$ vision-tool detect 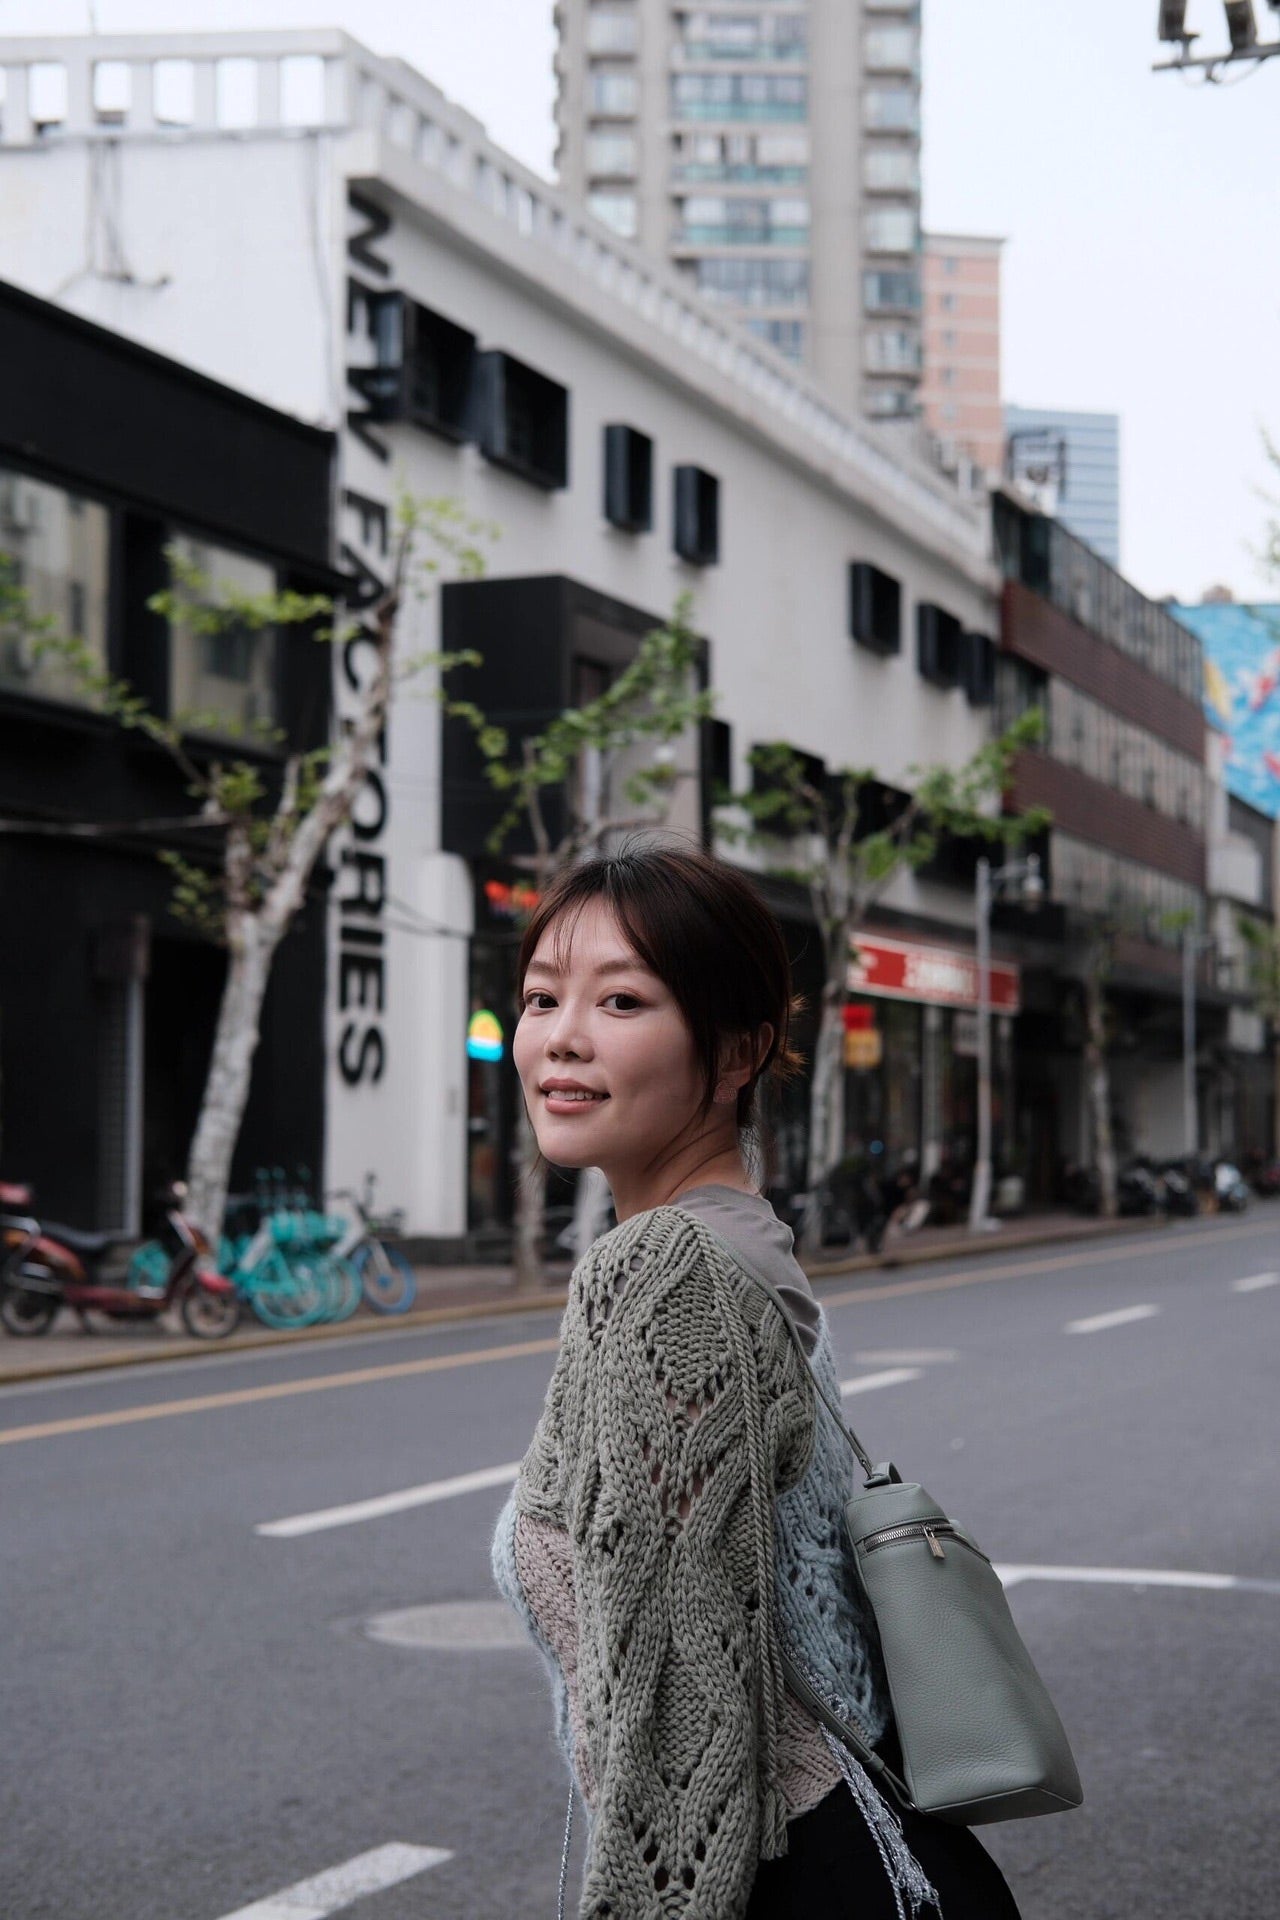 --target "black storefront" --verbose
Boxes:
[0,280,335,1230]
